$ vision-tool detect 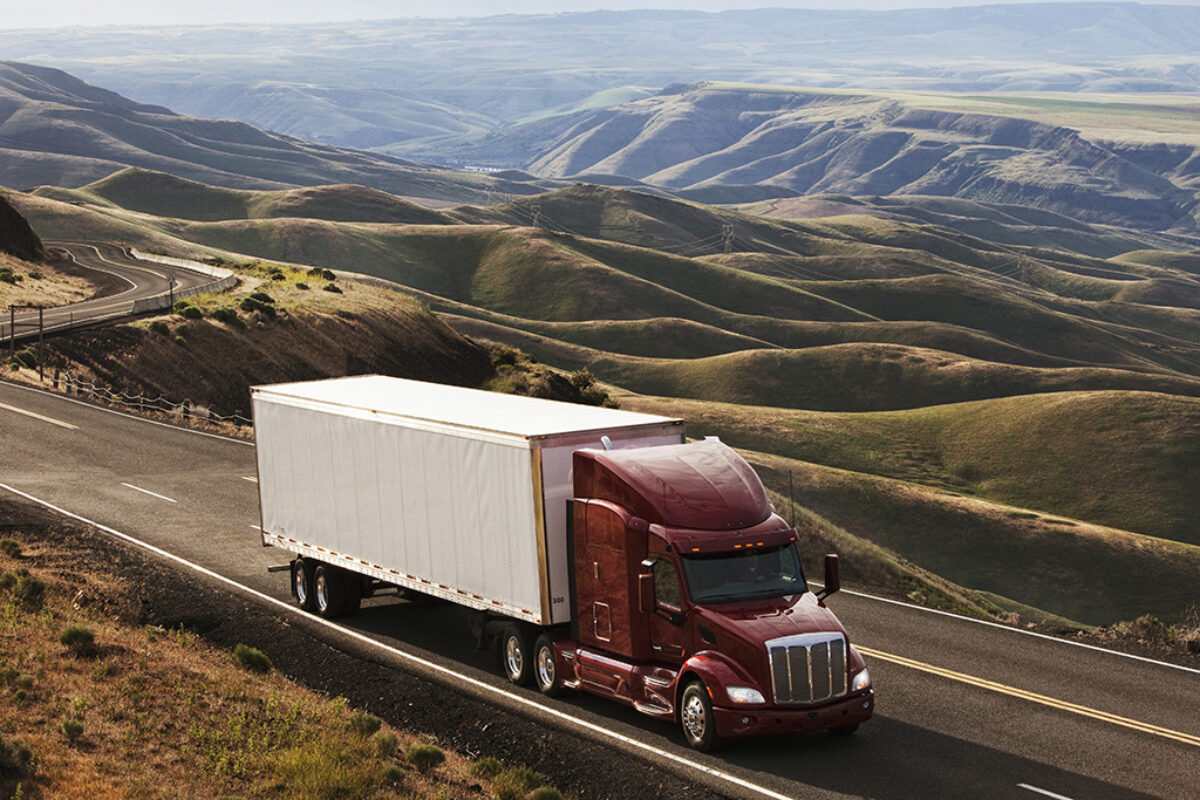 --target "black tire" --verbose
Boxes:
[314,563,346,619]
[534,634,565,696]
[342,574,363,617]
[501,623,535,686]
[292,559,316,612]
[680,680,720,752]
